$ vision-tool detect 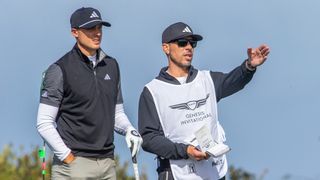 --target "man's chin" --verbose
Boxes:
[91,45,100,50]
[91,42,101,48]
[181,62,191,68]
[184,60,192,67]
